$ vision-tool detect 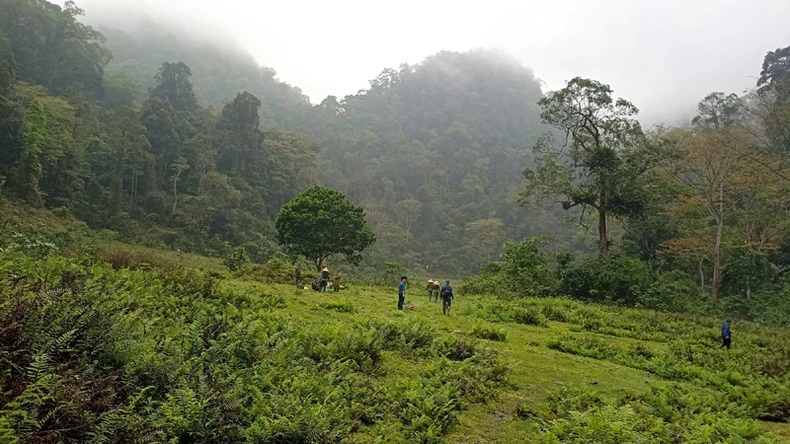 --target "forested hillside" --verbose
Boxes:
[2,0,790,322]
[296,50,585,276]
[97,23,313,129]
[97,18,583,276]
[0,0,585,277]
[0,0,318,263]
